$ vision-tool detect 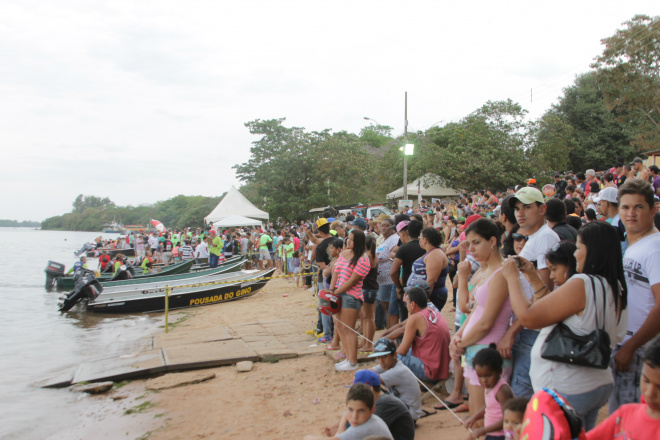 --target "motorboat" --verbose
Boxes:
[51,259,195,290]
[58,267,276,314]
